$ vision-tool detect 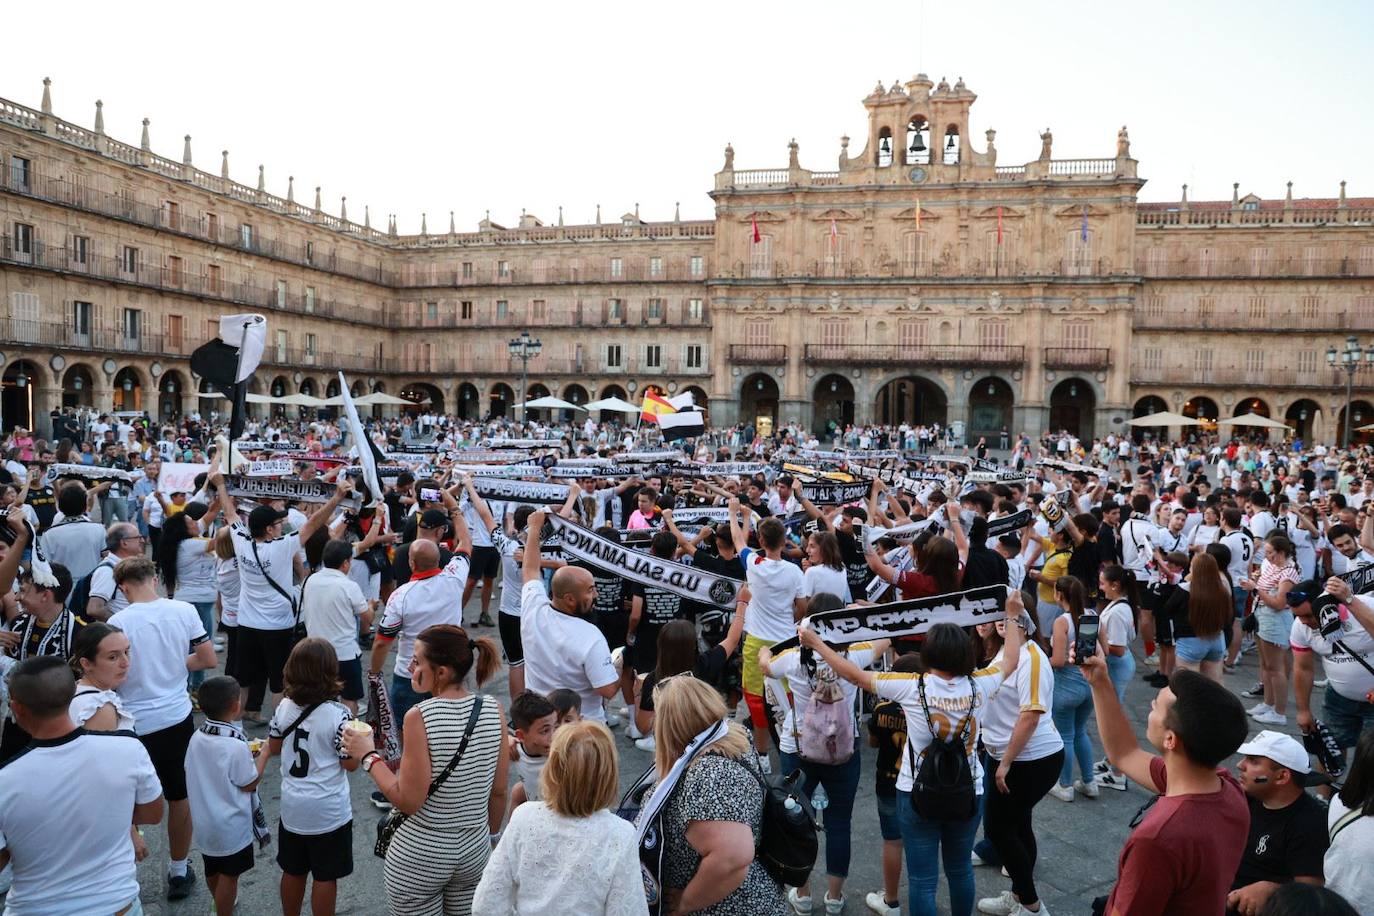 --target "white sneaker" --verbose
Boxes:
[757,753,773,776]
[626,718,644,740]
[1095,772,1129,792]
[788,887,813,915]
[1074,778,1100,799]
[864,892,899,916]
[634,735,656,753]
[604,712,621,728]
[1248,702,1272,719]
[1314,678,1329,688]
[823,893,845,916]
[978,891,1017,915]
[1048,783,1075,802]
[617,704,631,718]
[1143,653,1159,667]
[1253,709,1288,726]
[1093,756,1111,774]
